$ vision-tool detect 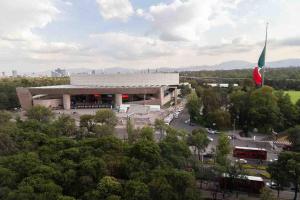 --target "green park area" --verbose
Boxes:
[285,90,300,104]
